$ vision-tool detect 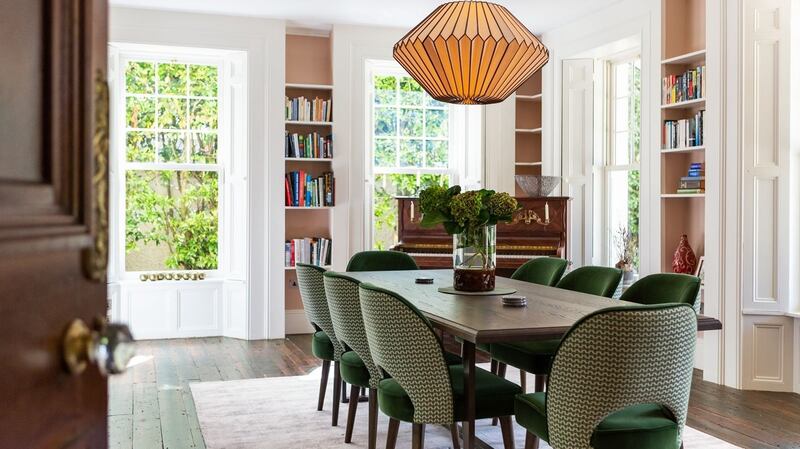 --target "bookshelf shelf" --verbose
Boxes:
[661,98,705,109]
[285,120,333,126]
[516,94,542,101]
[661,193,706,198]
[661,146,705,154]
[515,128,542,134]
[285,206,333,210]
[515,162,542,166]
[661,49,706,65]
[513,72,543,196]
[285,157,333,162]
[285,265,331,271]
[285,83,333,90]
